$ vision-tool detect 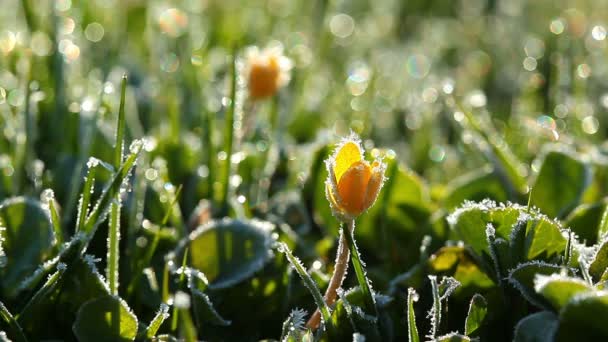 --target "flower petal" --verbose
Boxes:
[333,141,363,183]
[363,164,385,211]
[337,161,372,216]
